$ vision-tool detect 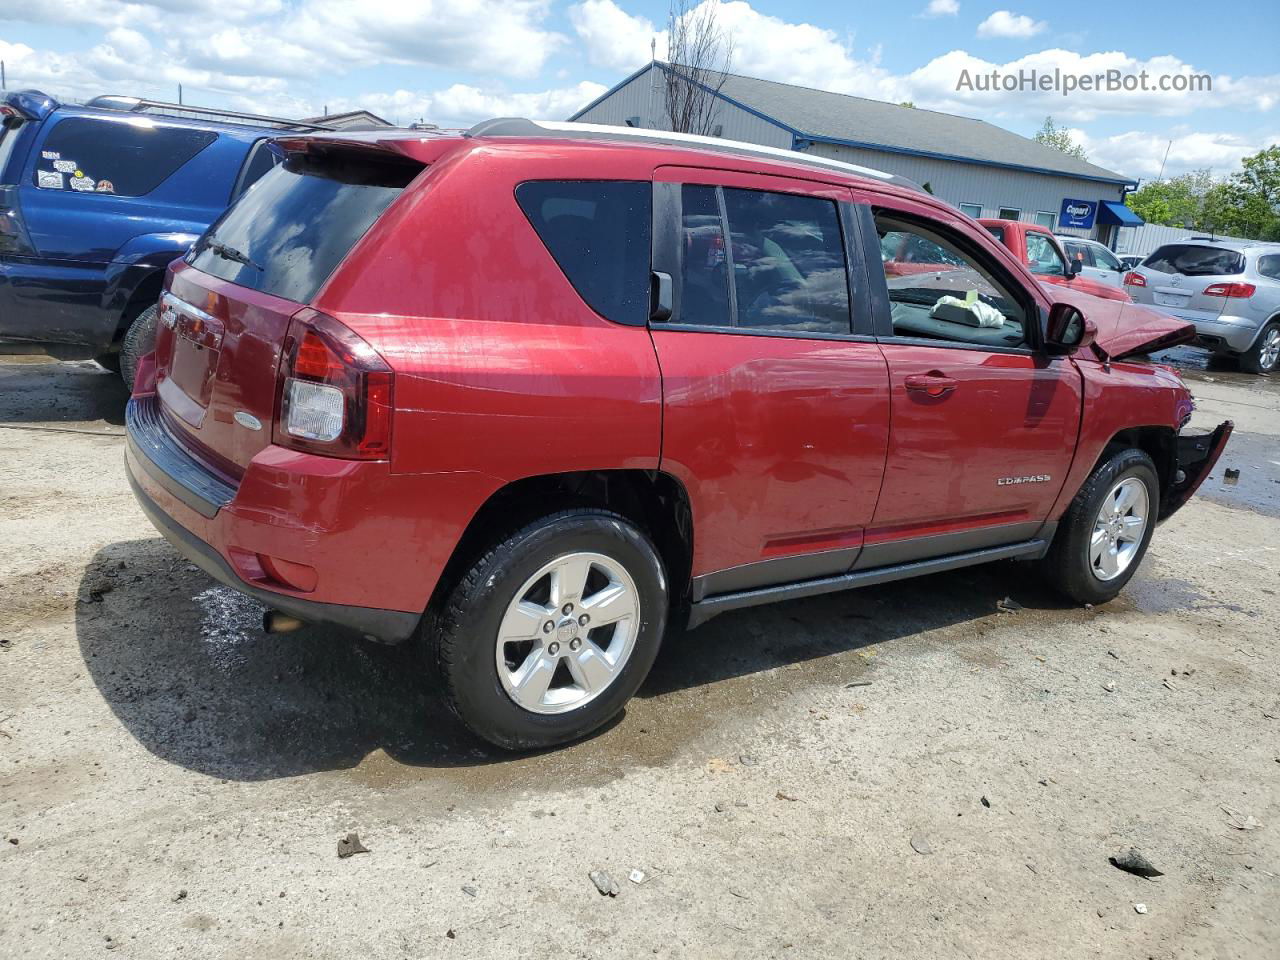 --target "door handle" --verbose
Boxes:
[904,372,958,397]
